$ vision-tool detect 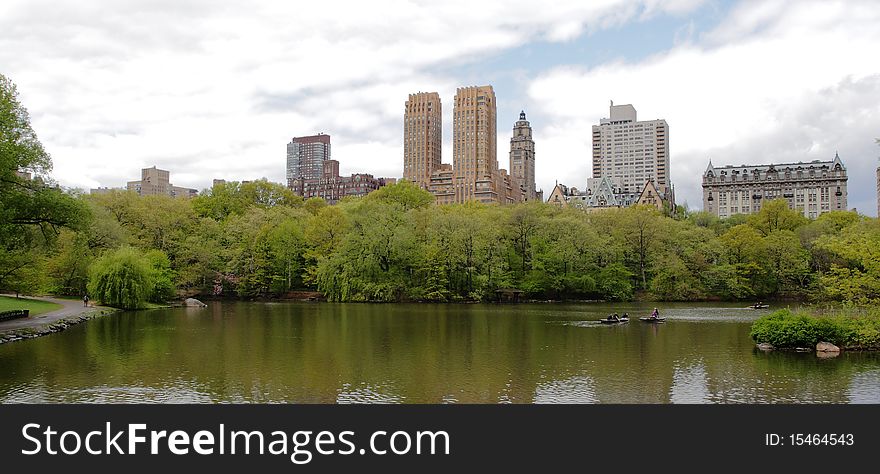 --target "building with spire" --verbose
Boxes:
[701,153,848,219]
[509,111,541,201]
